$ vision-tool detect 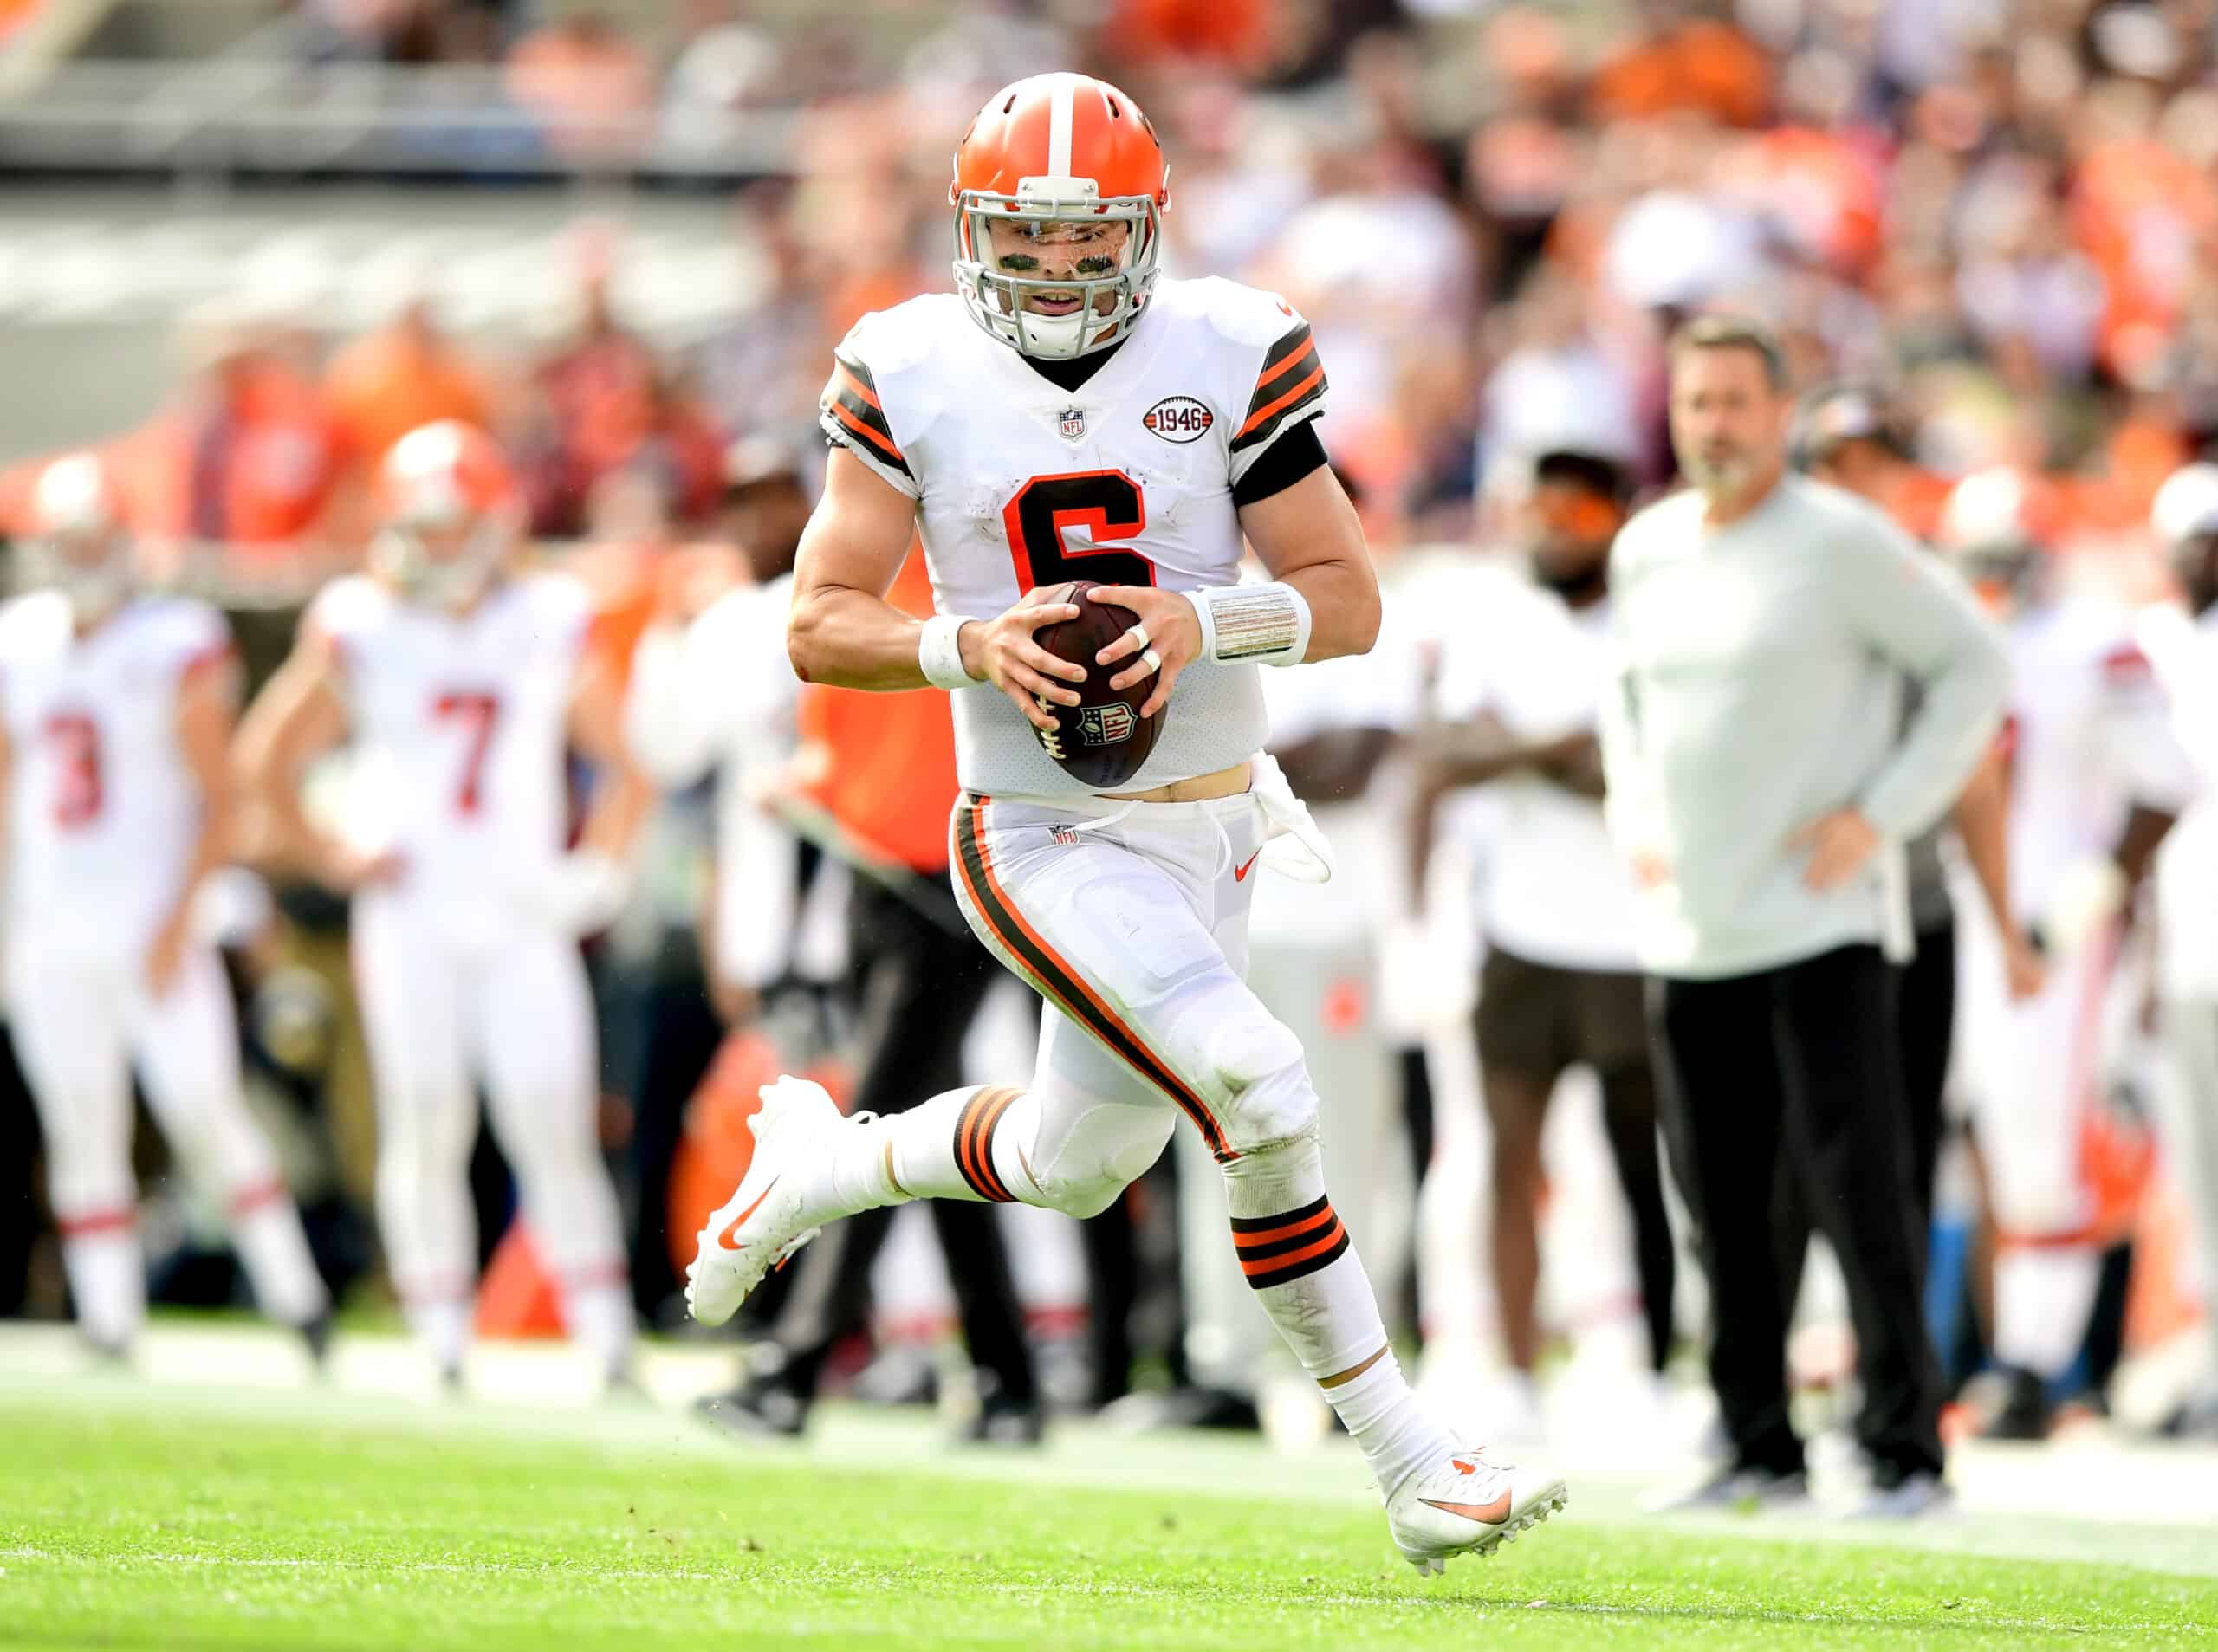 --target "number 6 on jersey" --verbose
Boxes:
[1003,470,1152,593]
